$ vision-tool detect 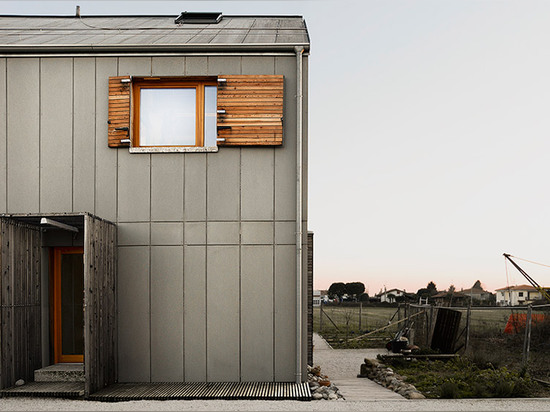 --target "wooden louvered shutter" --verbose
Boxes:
[217,75,283,146]
[108,76,131,147]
